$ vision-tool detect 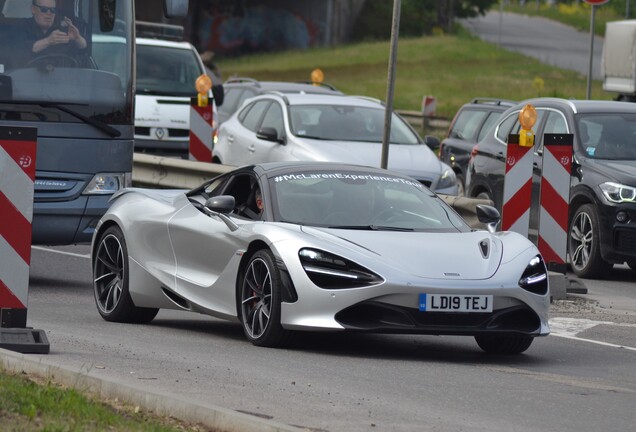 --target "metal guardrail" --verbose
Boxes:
[132,153,232,189]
